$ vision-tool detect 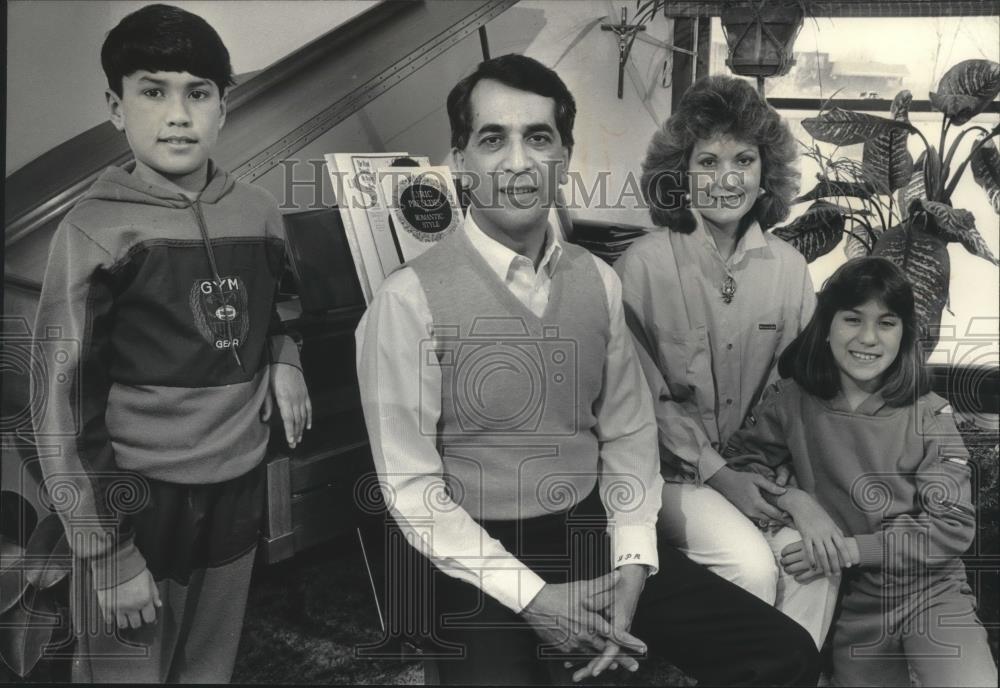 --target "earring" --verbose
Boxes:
[758,188,767,197]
